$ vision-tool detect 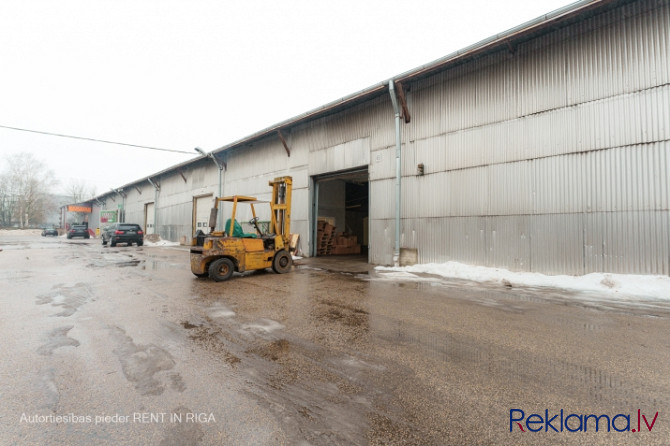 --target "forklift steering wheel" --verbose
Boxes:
[249,217,262,235]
